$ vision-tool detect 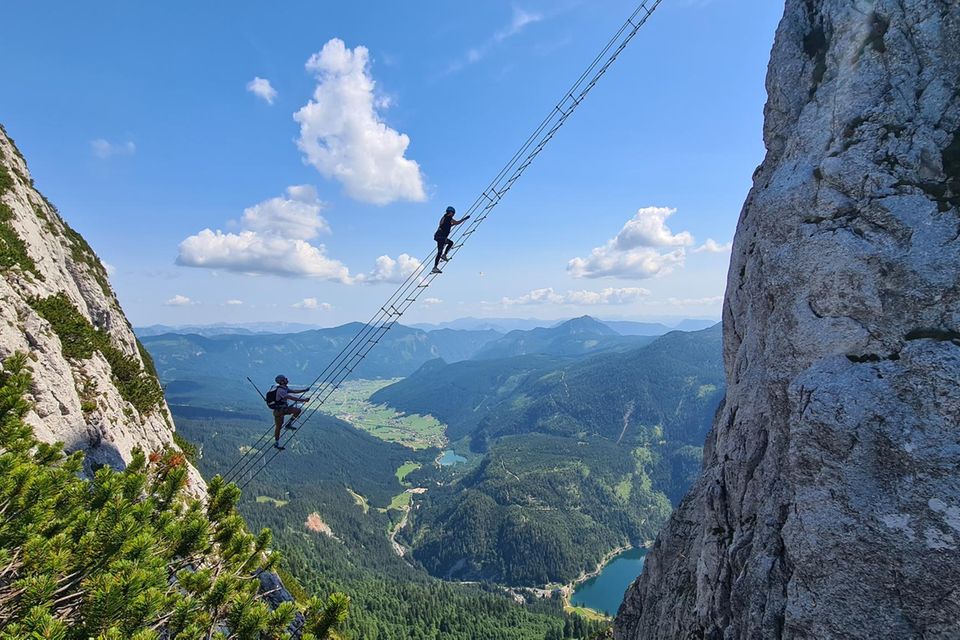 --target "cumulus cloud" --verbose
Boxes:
[241,185,329,240]
[568,207,694,280]
[165,294,193,306]
[693,239,732,253]
[293,297,332,311]
[225,299,244,306]
[91,139,135,159]
[422,297,443,306]
[355,253,422,284]
[177,186,353,281]
[501,287,649,306]
[177,185,419,283]
[177,230,351,280]
[246,77,277,104]
[294,39,426,205]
